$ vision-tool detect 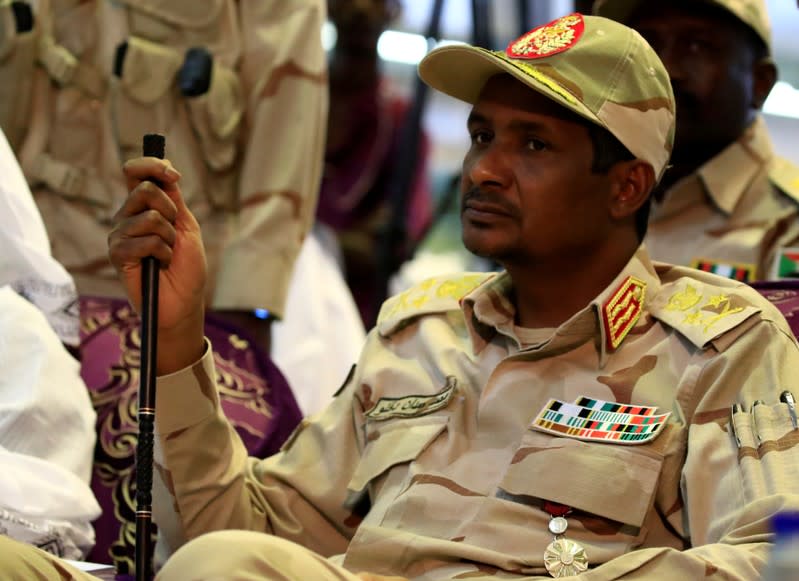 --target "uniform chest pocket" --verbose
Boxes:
[499,435,665,529]
[348,416,448,493]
